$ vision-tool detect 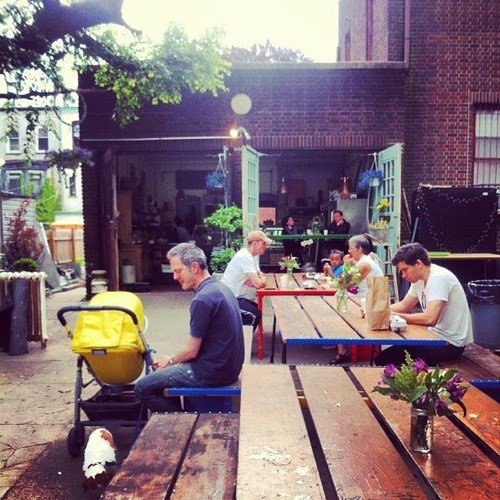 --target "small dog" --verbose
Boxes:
[82,428,117,491]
